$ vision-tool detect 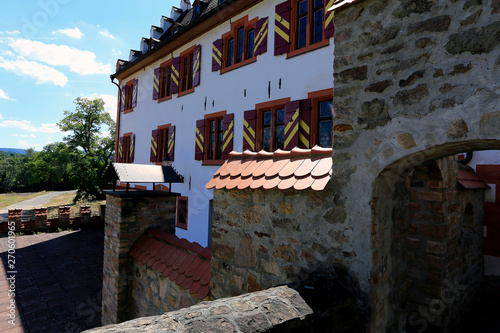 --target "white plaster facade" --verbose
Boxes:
[114,0,334,246]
